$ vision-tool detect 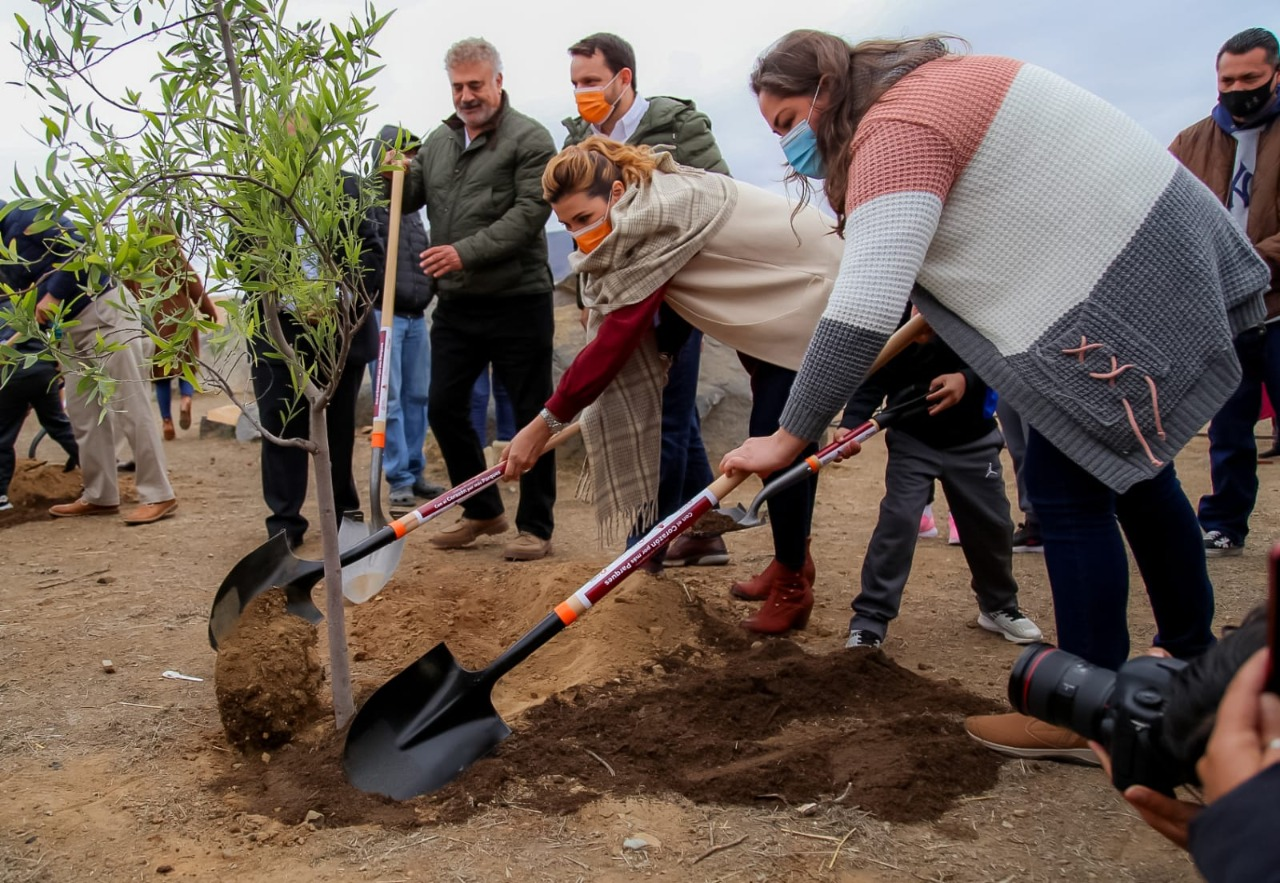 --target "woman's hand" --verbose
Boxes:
[926,372,966,415]
[1197,649,1280,804]
[830,426,863,462]
[721,429,808,478]
[503,417,553,482]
